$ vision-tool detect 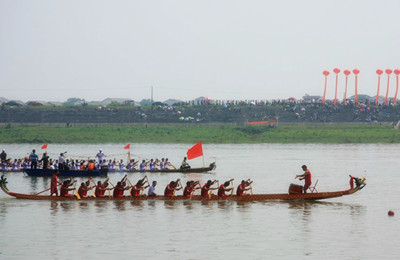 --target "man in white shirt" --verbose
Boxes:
[96,149,105,163]
[148,181,157,196]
